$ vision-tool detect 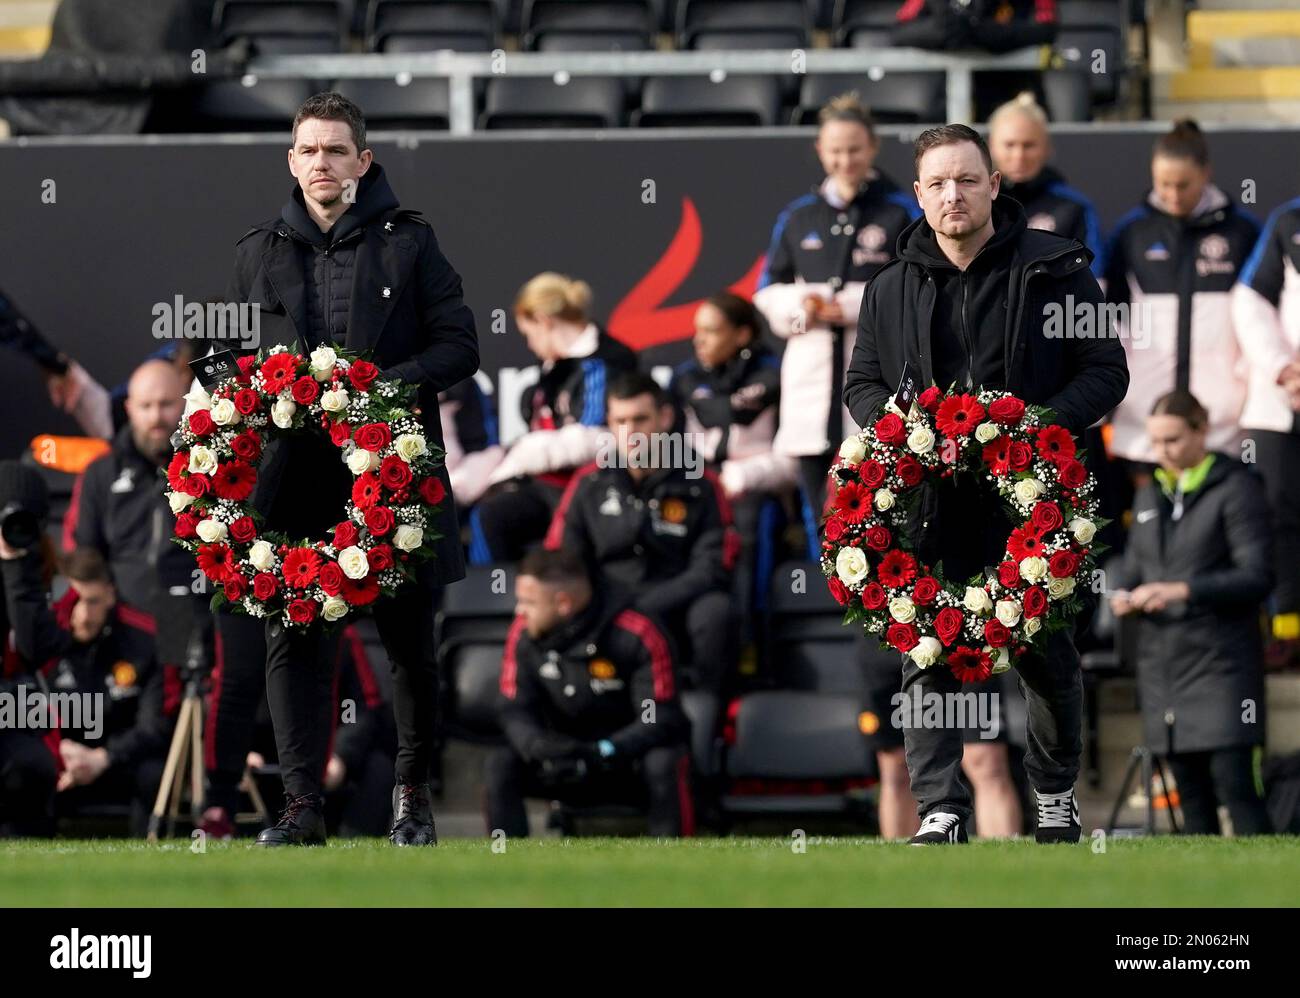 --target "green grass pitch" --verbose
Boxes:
[3,836,1299,906]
